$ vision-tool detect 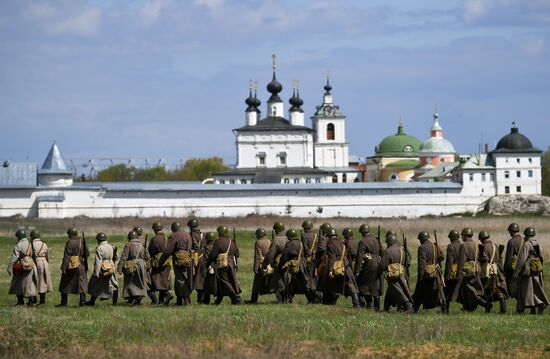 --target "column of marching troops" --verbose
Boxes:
[5,219,548,314]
